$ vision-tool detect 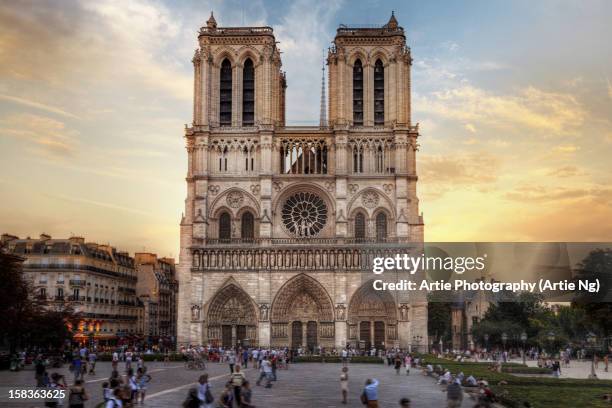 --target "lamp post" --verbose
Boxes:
[587,332,598,380]
[521,332,527,365]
